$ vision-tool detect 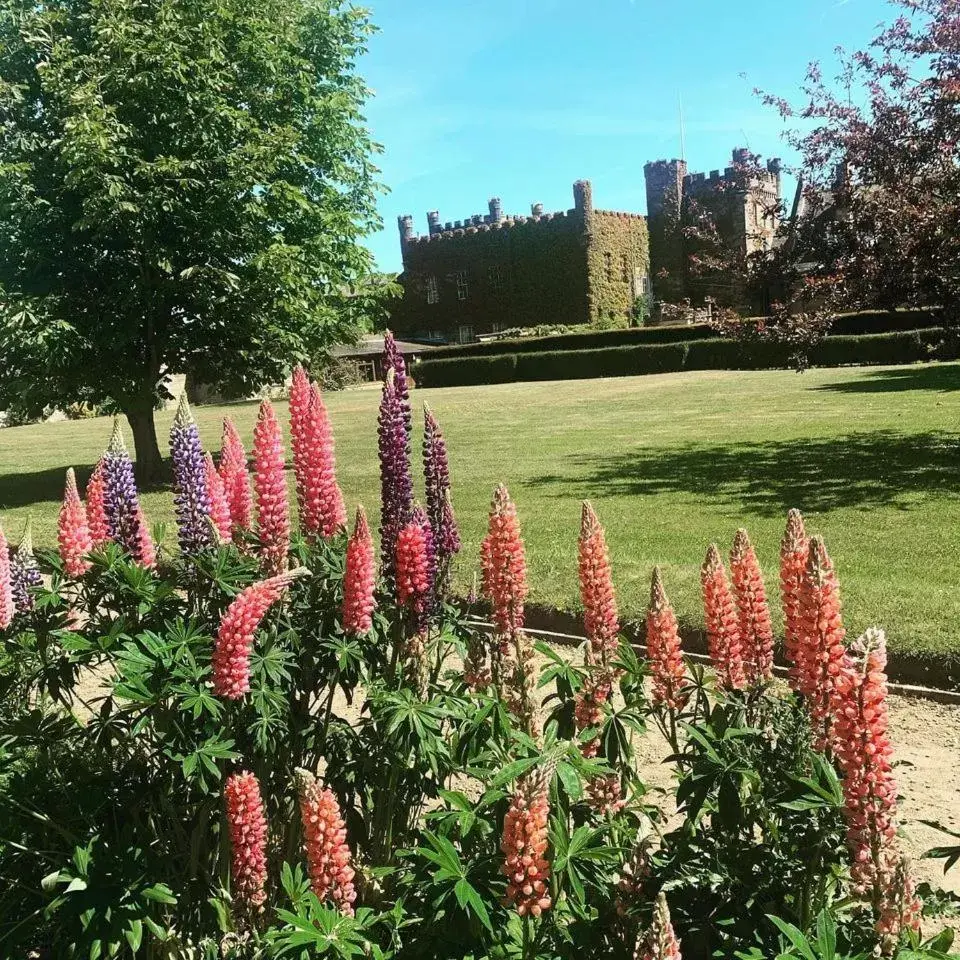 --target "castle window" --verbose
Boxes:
[458,324,474,344]
[456,270,469,301]
[426,275,439,304]
[604,252,613,282]
[488,265,504,292]
[621,254,630,282]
